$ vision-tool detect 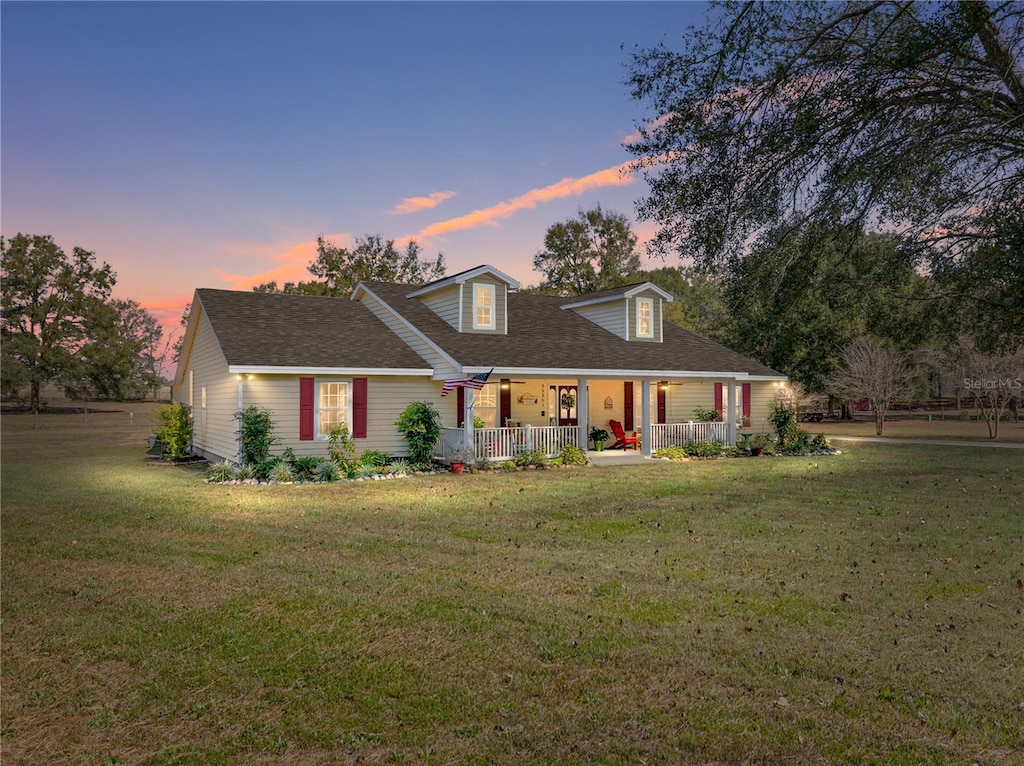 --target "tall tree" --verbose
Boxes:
[307,235,445,296]
[532,205,643,295]
[79,299,165,399]
[640,265,732,342]
[1,233,115,410]
[251,237,445,297]
[724,227,940,392]
[827,337,916,435]
[940,335,1024,438]
[626,1,1023,271]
